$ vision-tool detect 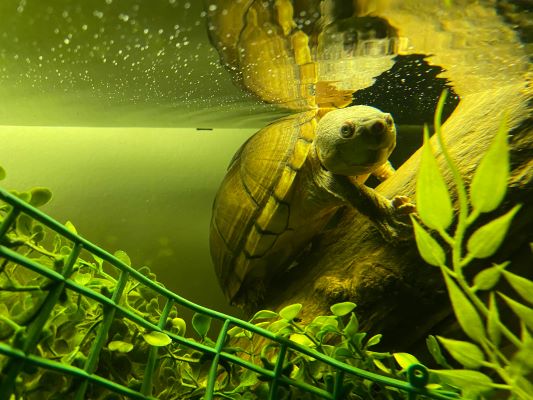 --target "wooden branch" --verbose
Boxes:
[257,82,533,351]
